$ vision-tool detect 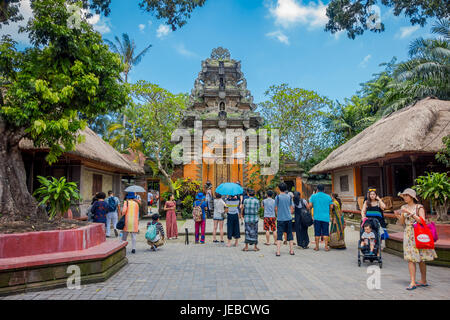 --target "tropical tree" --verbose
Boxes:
[259,84,333,162]
[128,80,188,192]
[1,0,207,30]
[381,19,450,115]
[436,135,450,167]
[0,0,128,221]
[105,103,144,153]
[104,33,152,84]
[324,96,376,143]
[325,0,449,39]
